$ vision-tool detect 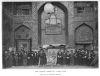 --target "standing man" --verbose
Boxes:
[39,49,44,66]
[62,50,67,65]
[81,49,85,65]
[36,51,40,65]
[18,51,23,66]
[43,50,47,65]
[90,49,98,67]
[8,49,13,68]
[74,50,78,65]
[70,50,74,66]
[66,51,70,65]
[27,51,31,65]
[23,51,27,66]
[57,51,60,65]
[3,51,5,68]
[15,52,18,66]
[82,50,87,66]
[30,51,35,65]
[34,51,38,65]
[77,49,82,65]
[59,51,63,65]
[3,50,8,68]
[11,51,16,66]
[32,51,35,65]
